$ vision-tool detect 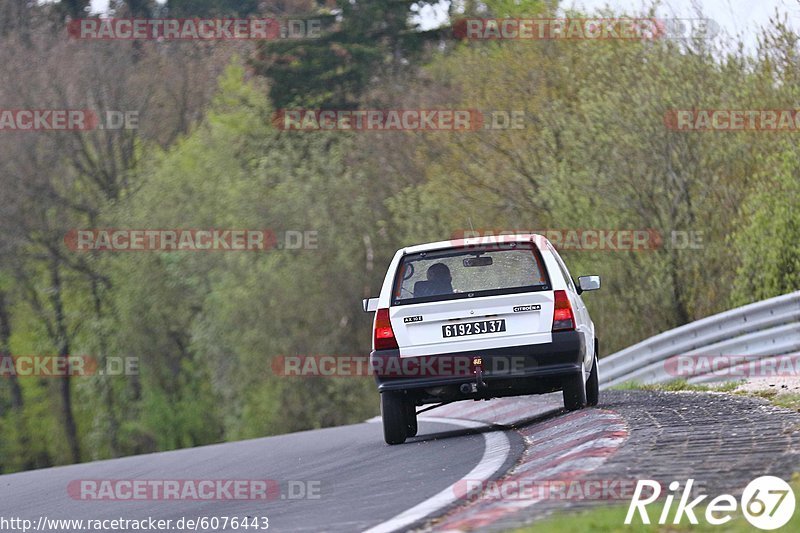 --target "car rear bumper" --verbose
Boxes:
[370,330,587,401]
